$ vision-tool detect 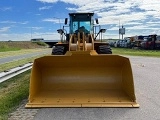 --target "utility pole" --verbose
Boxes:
[119,24,125,40]
[119,20,120,40]
[31,27,32,39]
[122,25,124,40]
